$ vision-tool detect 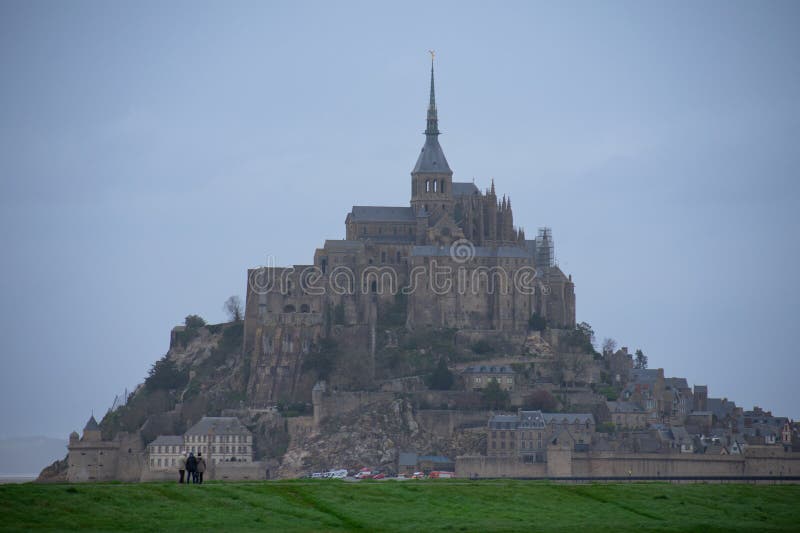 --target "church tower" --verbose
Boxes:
[410,53,454,217]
